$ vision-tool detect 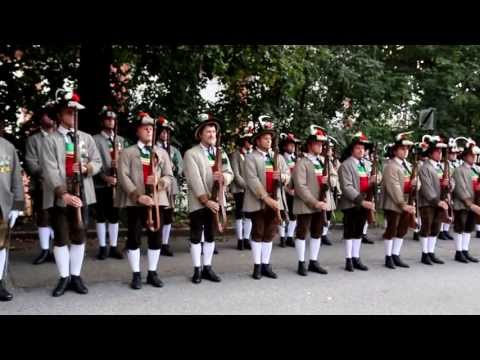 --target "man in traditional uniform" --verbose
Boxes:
[25,105,56,264]
[381,132,416,269]
[292,125,332,276]
[156,116,183,257]
[338,132,377,272]
[0,135,24,301]
[321,136,340,246]
[360,148,375,244]
[116,112,173,289]
[230,122,254,251]
[41,90,102,297]
[93,106,126,260]
[243,116,290,279]
[183,114,233,284]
